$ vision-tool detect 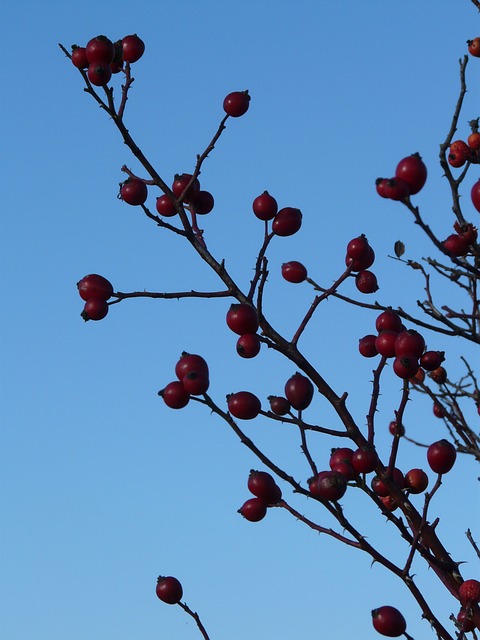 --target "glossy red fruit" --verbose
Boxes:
[433,402,446,418]
[375,309,403,333]
[345,246,375,271]
[182,371,209,395]
[238,497,267,521]
[459,579,480,605]
[191,190,214,215]
[448,150,468,168]
[346,235,370,260]
[375,331,398,358]
[227,391,261,420]
[252,191,278,221]
[281,261,308,283]
[247,470,282,504]
[236,333,261,359]
[382,177,410,201]
[468,37,480,57]
[394,330,425,358]
[71,46,88,69]
[404,468,429,494]
[471,179,480,212]
[81,298,109,321]
[121,34,145,63]
[272,207,302,236]
[171,173,200,204]
[358,334,378,358]
[160,381,190,409]
[175,352,209,380]
[329,447,354,469]
[87,63,112,86]
[156,576,183,604]
[443,233,469,256]
[389,420,405,437]
[468,131,480,150]
[395,153,427,195]
[351,447,378,474]
[371,606,406,637]
[355,270,378,294]
[375,178,389,198]
[226,303,259,335]
[120,179,148,205]
[427,439,456,474]
[420,350,445,371]
[223,91,250,117]
[85,36,115,64]
[371,469,405,497]
[268,396,291,416]
[156,194,177,217]
[284,372,314,411]
[380,495,398,512]
[330,461,356,481]
[393,354,419,379]
[457,608,475,632]
[77,274,114,301]
[316,470,347,501]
